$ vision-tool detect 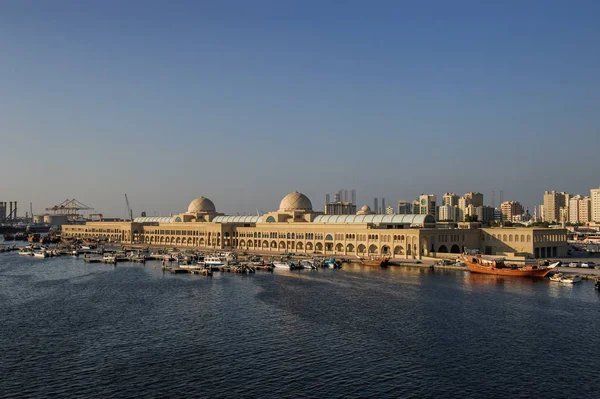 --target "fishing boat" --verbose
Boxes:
[360,256,390,268]
[272,261,290,269]
[32,250,48,258]
[18,249,34,256]
[559,275,582,284]
[204,256,226,267]
[459,253,555,277]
